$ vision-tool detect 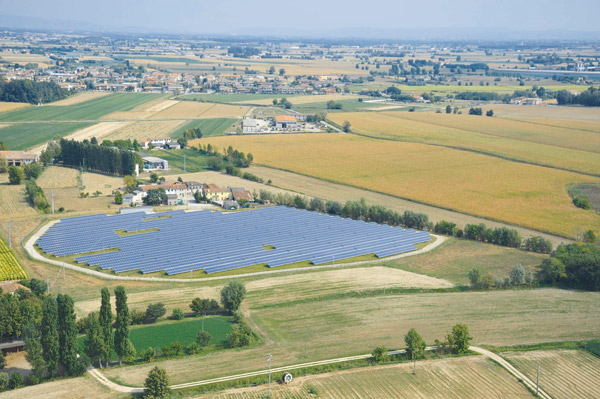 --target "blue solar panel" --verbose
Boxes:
[38,206,431,275]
